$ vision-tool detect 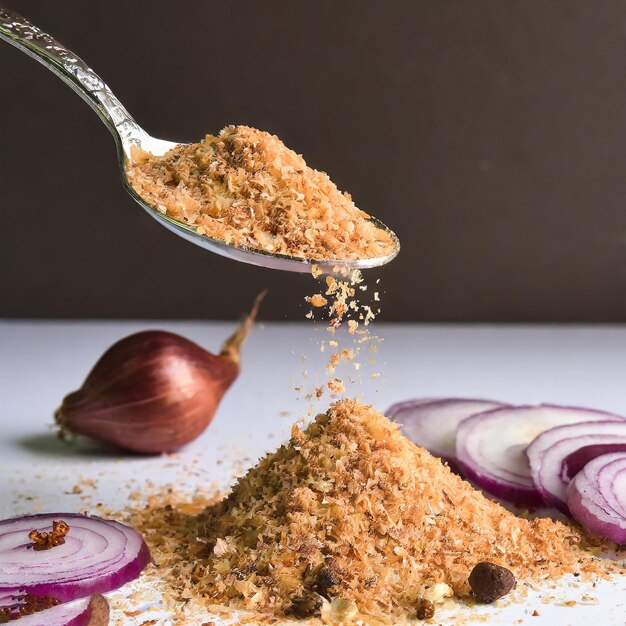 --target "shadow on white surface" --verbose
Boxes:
[14,432,129,459]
